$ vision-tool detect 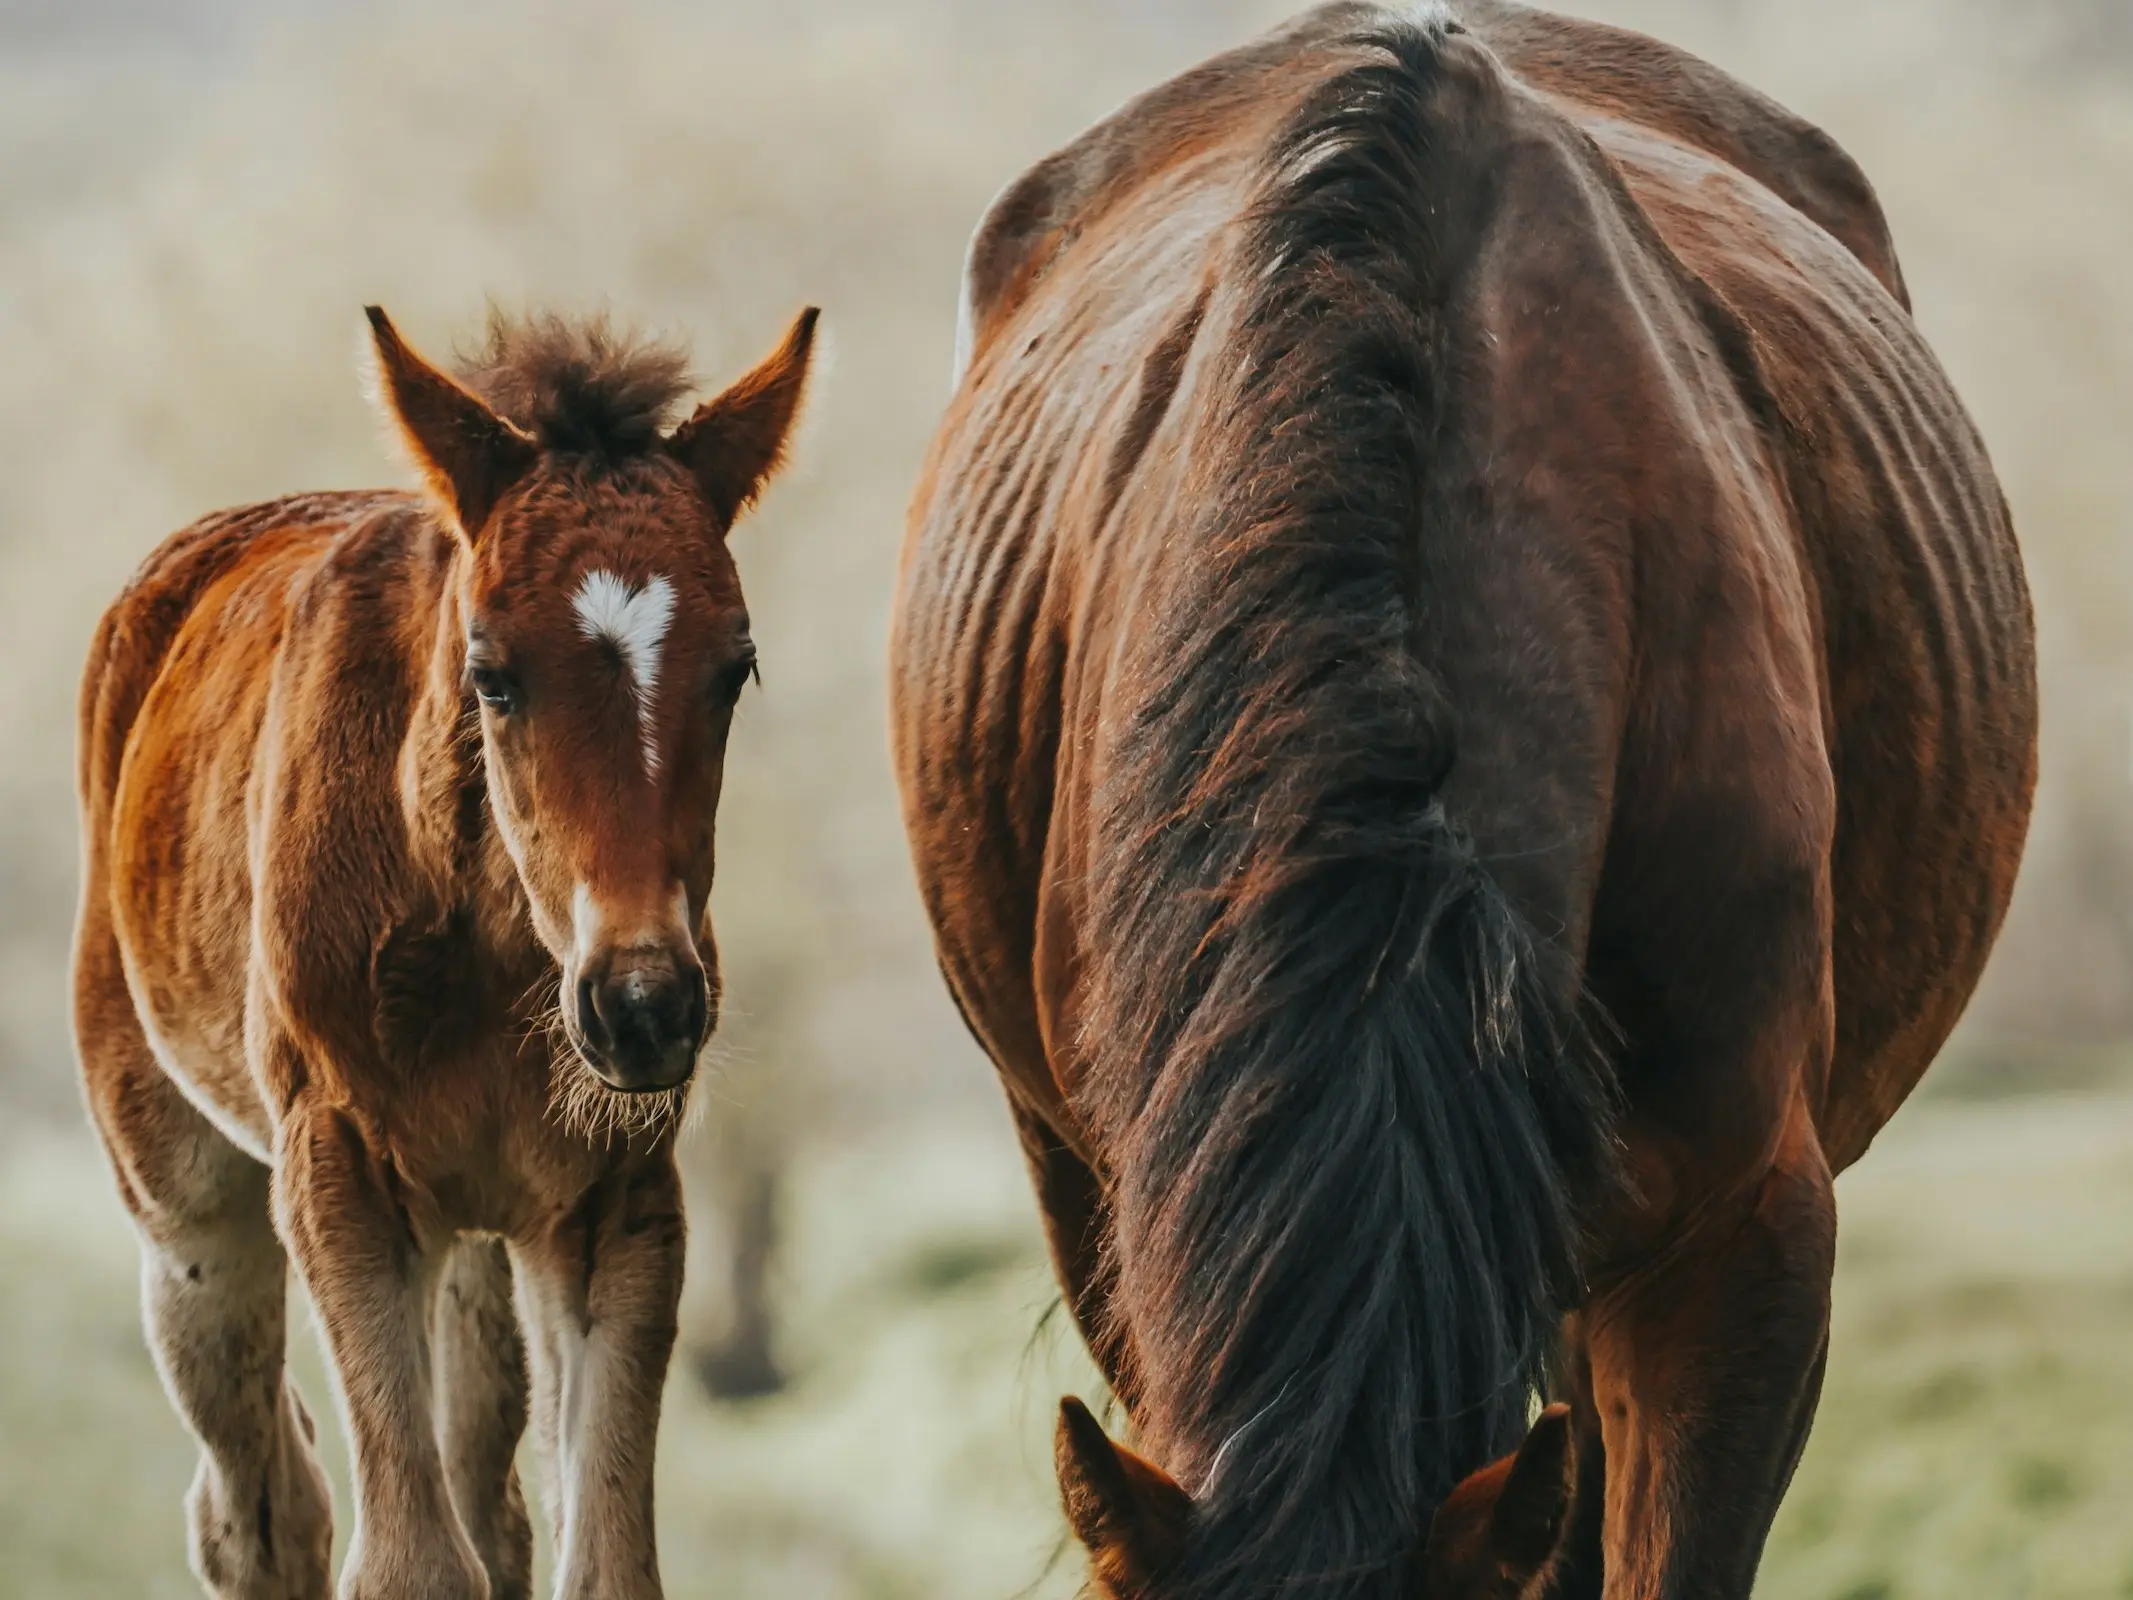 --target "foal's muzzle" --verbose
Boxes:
[570,949,709,1092]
